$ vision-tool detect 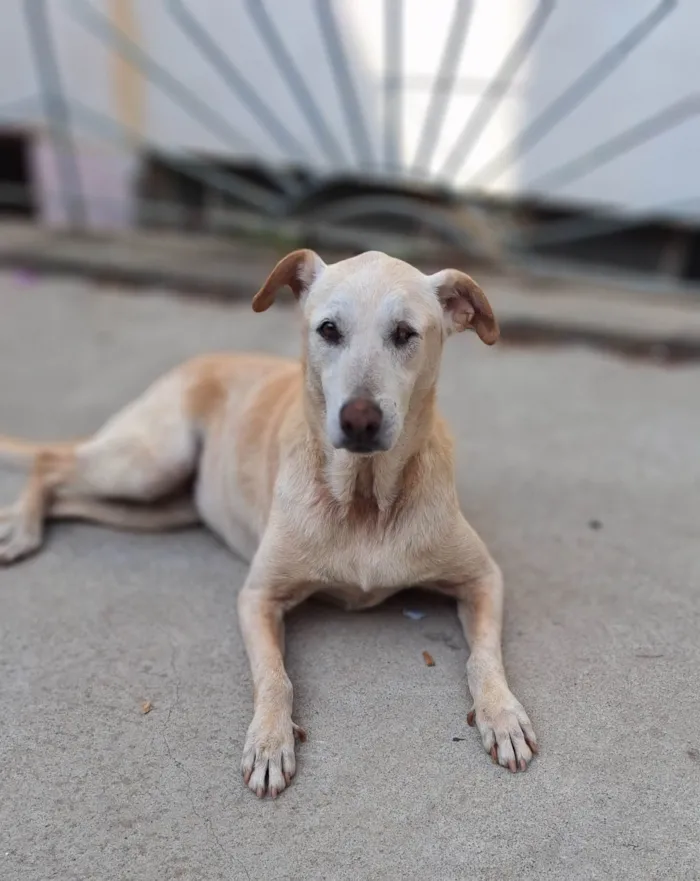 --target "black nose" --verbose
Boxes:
[339,398,383,451]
